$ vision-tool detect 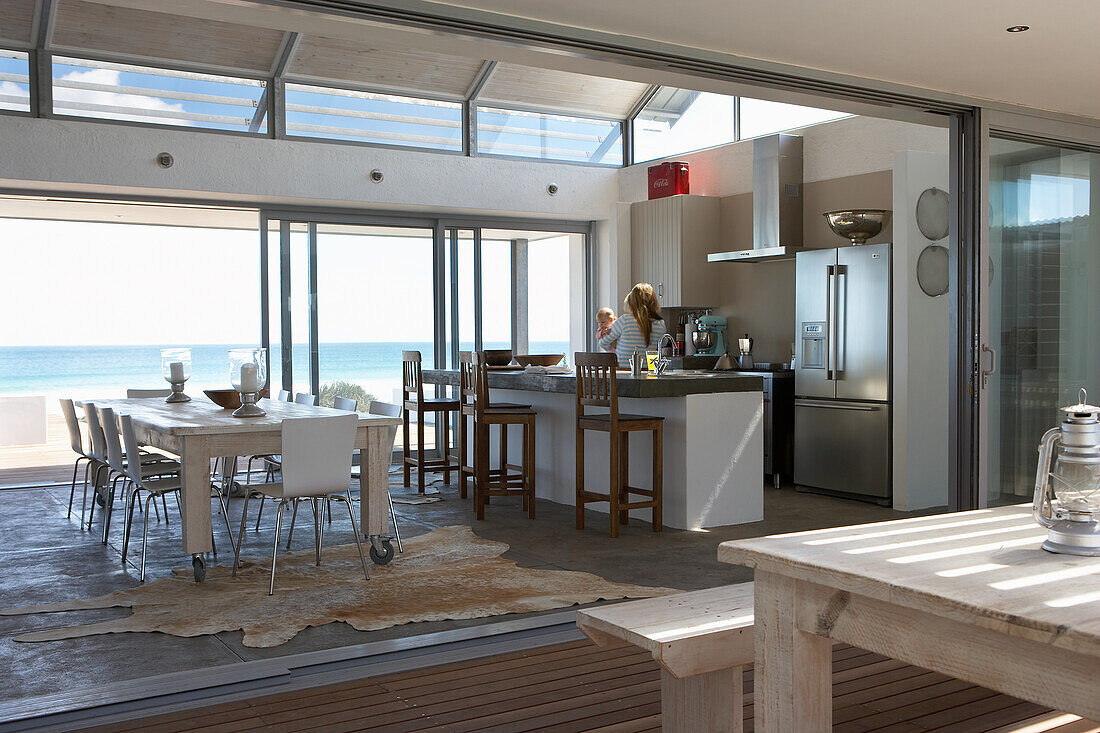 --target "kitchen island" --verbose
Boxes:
[422,369,764,529]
